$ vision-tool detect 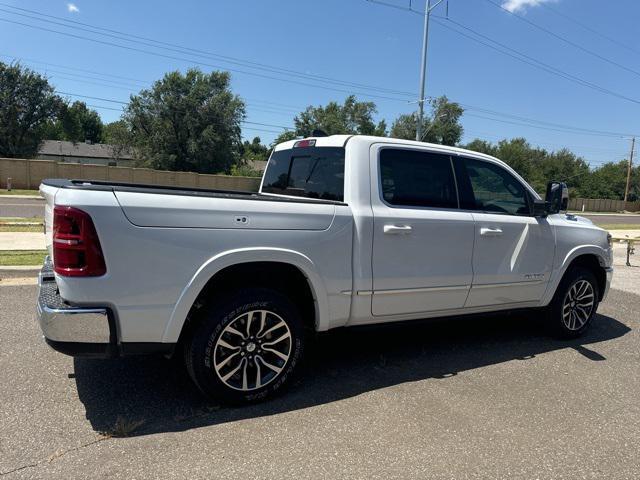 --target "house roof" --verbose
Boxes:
[38,140,133,159]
